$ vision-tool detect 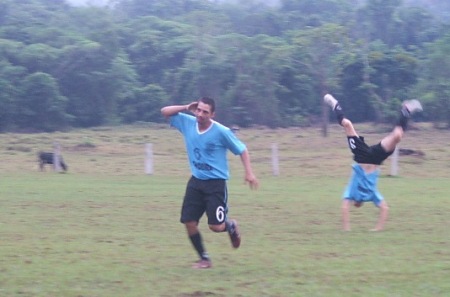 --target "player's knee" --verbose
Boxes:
[341,118,352,128]
[393,127,404,141]
[209,224,224,232]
